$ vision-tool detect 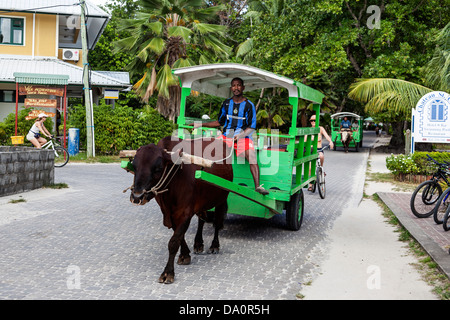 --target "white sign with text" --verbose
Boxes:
[412,91,450,150]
